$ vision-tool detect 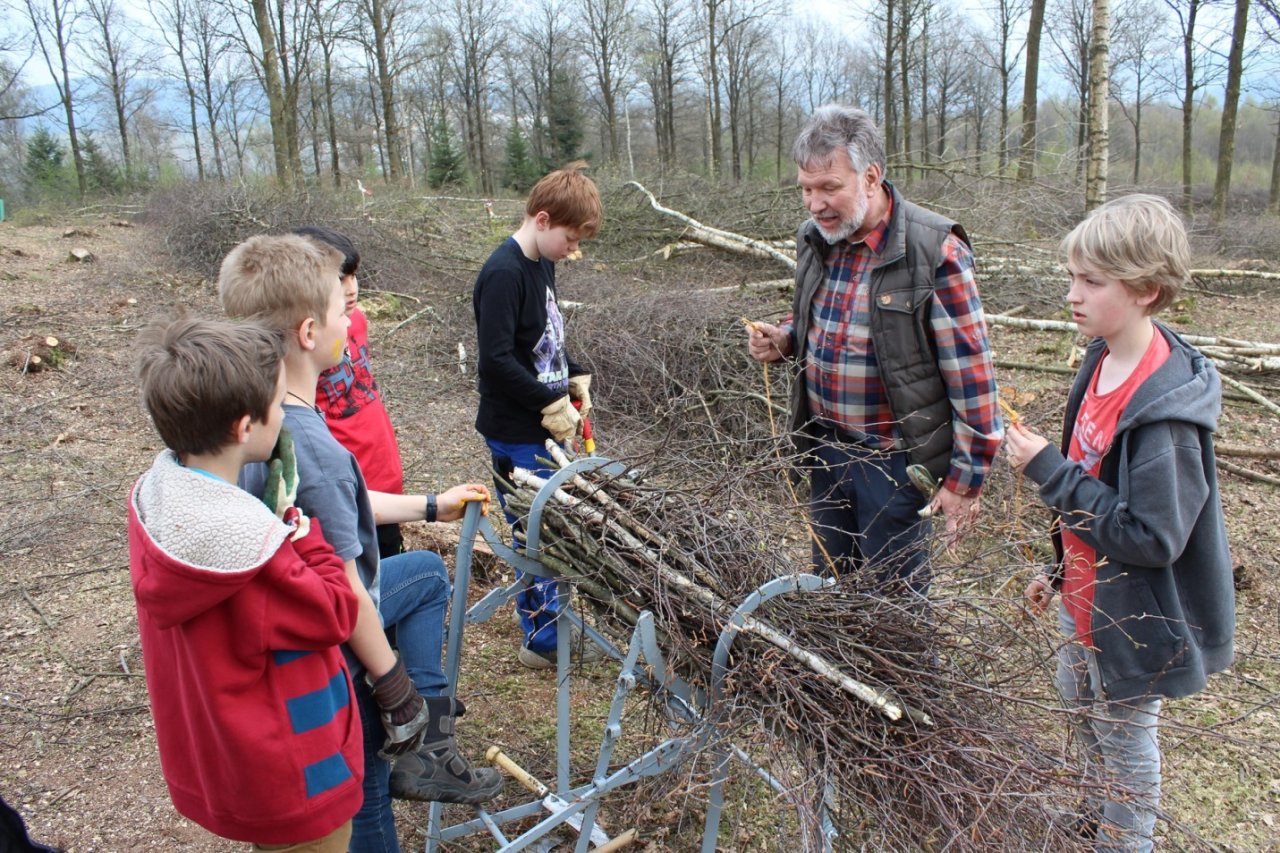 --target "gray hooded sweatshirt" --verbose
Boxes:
[1024,323,1235,702]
